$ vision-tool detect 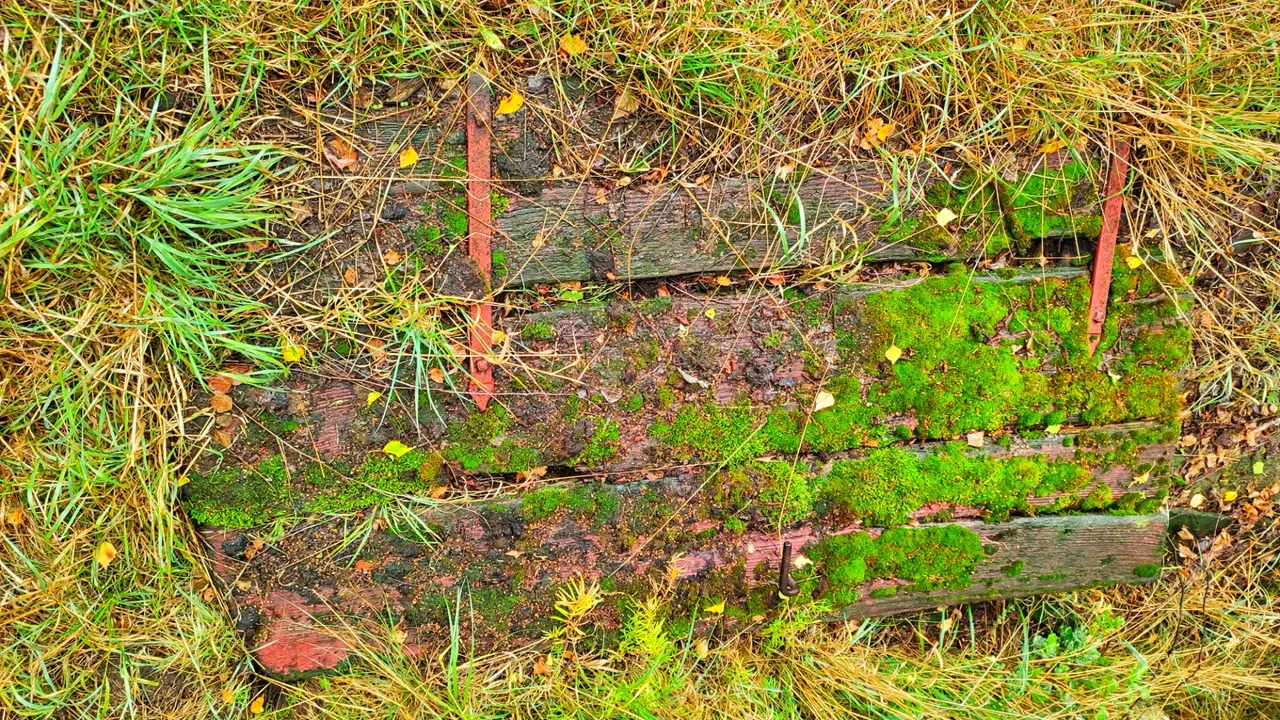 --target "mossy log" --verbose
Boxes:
[353,117,1102,285]
[202,476,1167,679]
